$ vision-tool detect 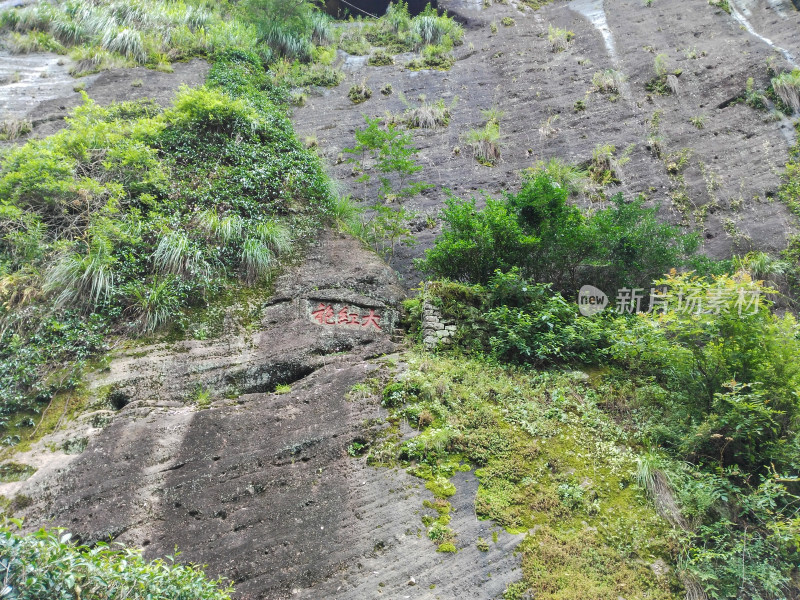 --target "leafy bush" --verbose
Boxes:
[484,270,604,365]
[419,195,535,284]
[400,95,454,128]
[419,172,698,292]
[348,78,372,104]
[344,115,429,201]
[0,522,232,599]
